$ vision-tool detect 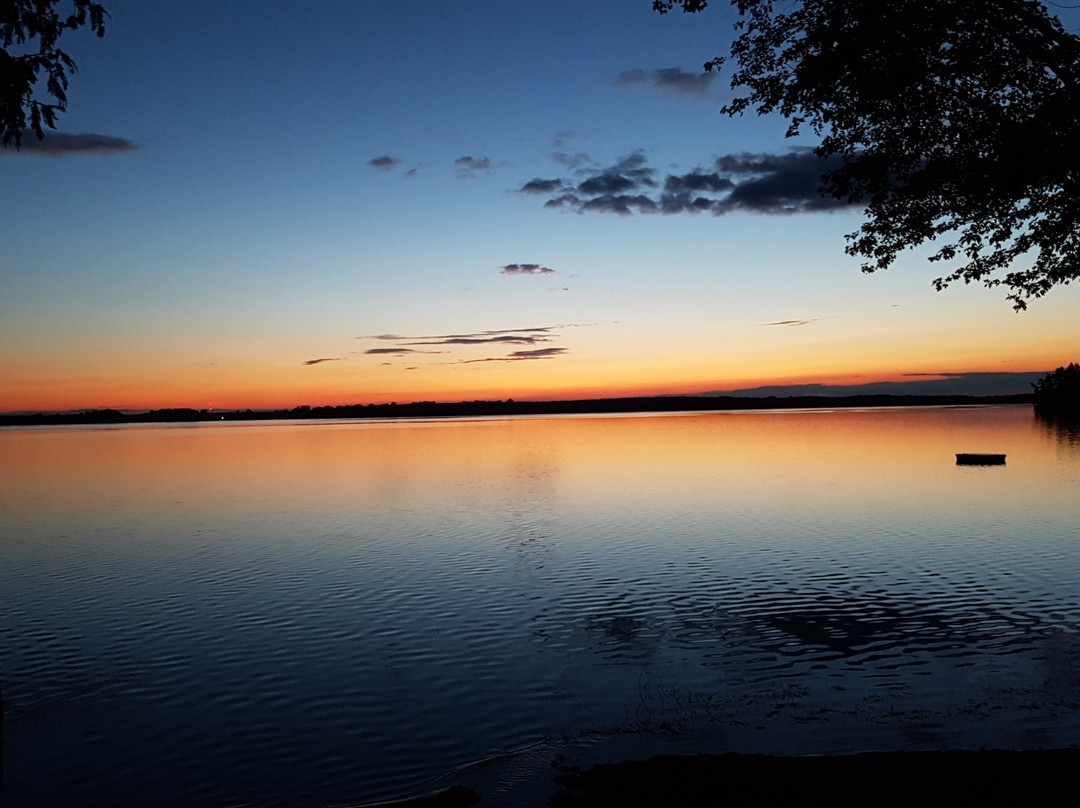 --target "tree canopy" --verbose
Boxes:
[1,0,106,147]
[655,1,1080,309]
